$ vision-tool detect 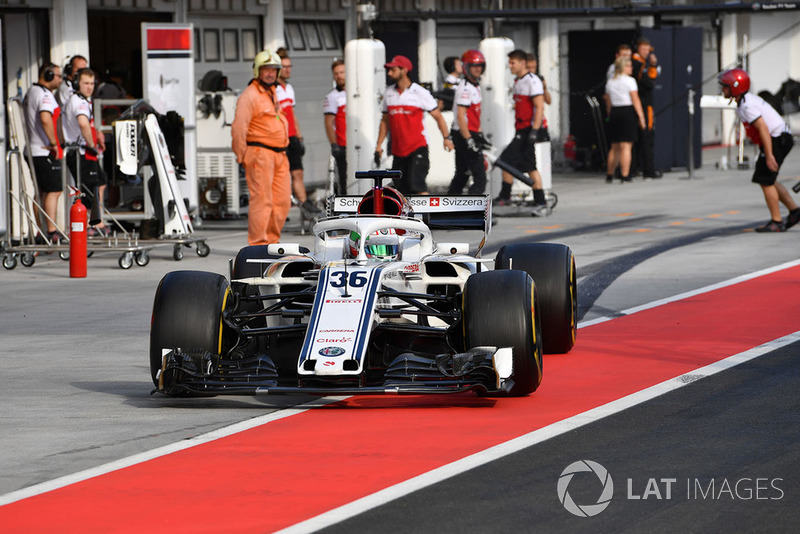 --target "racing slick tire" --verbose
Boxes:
[495,243,576,354]
[149,271,230,387]
[463,270,543,396]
